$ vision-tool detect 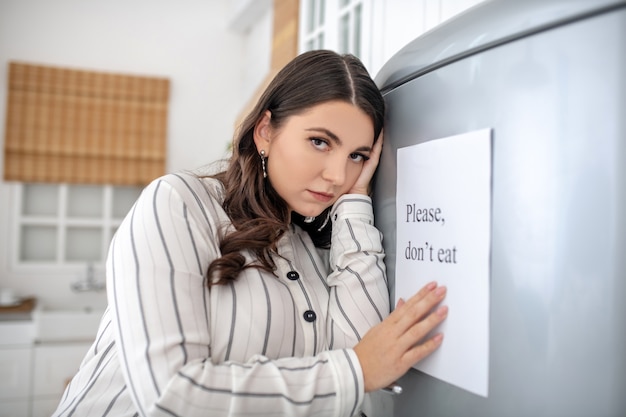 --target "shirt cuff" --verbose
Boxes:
[330,194,374,224]
[327,348,365,417]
